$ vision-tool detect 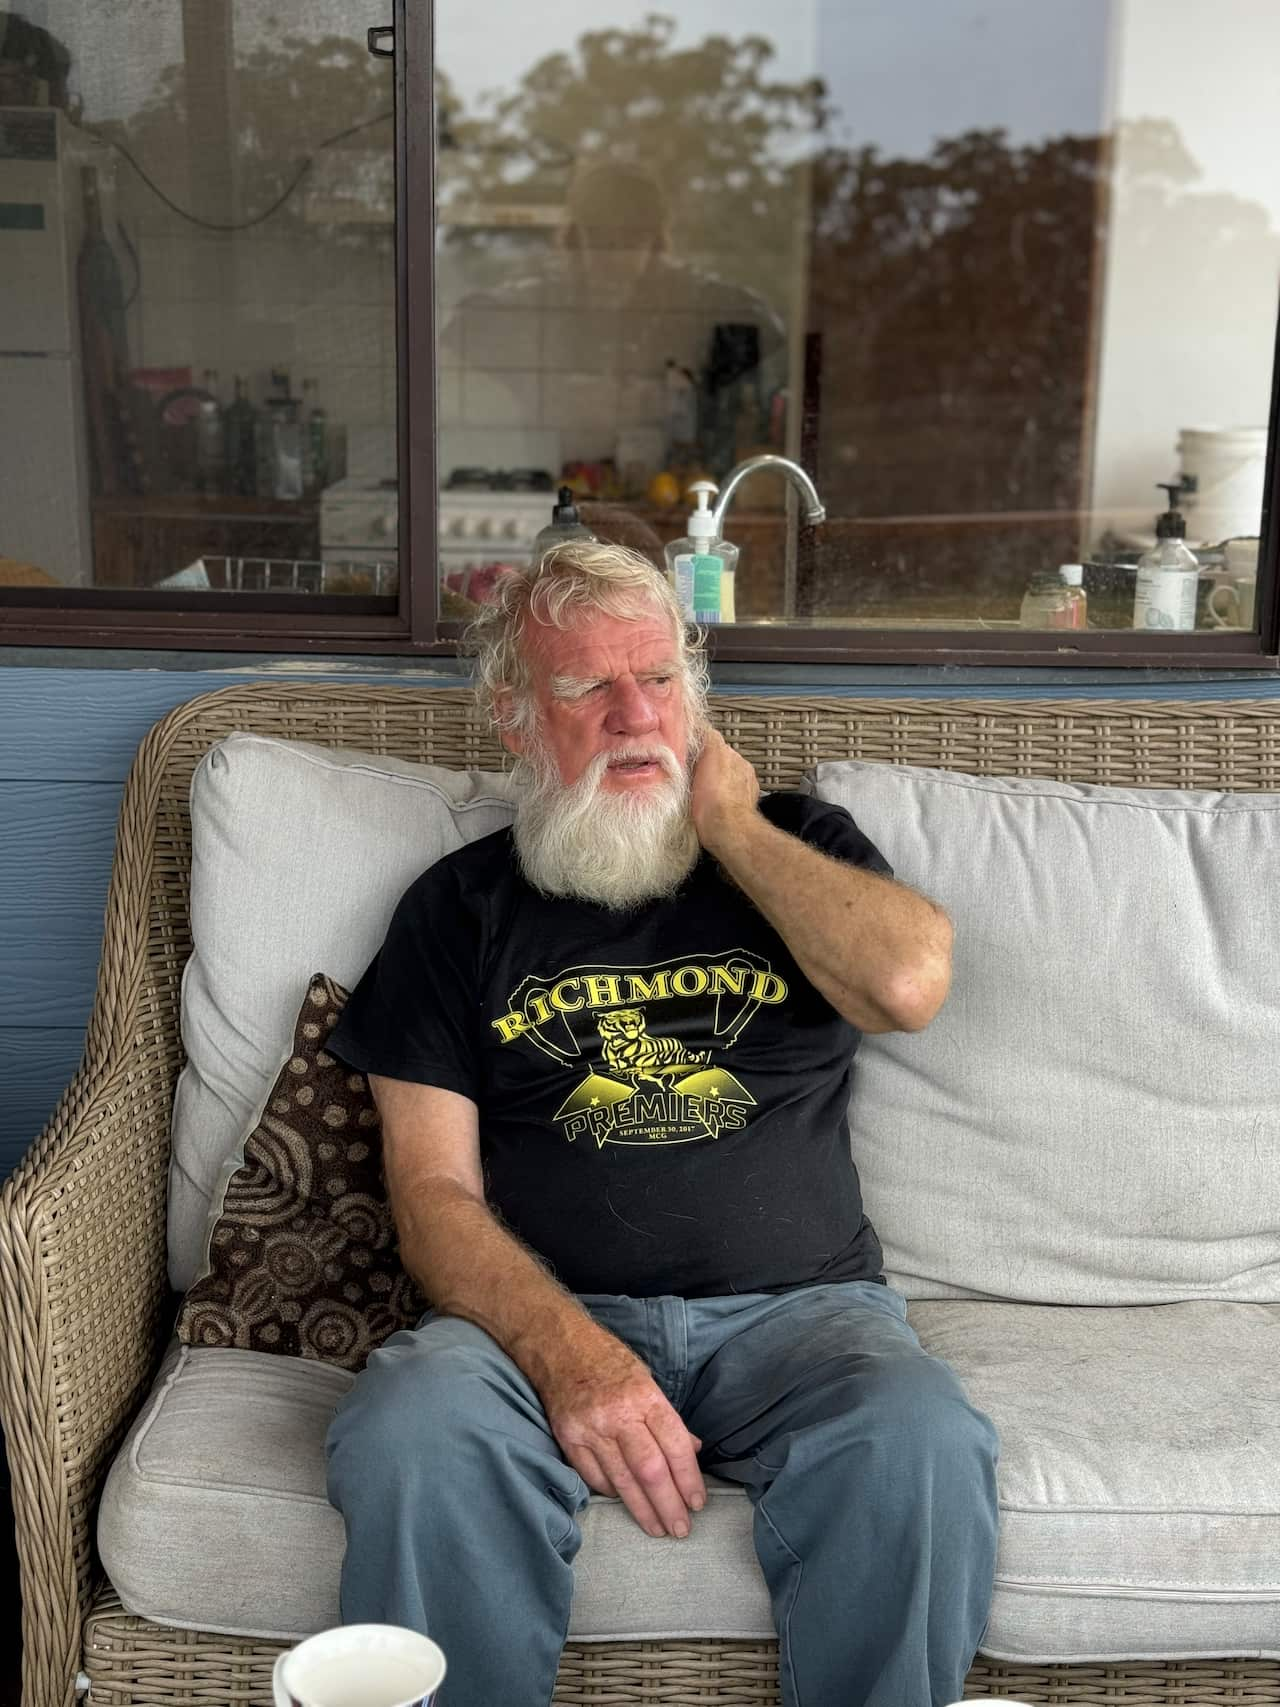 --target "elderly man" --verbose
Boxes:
[326,542,998,1707]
